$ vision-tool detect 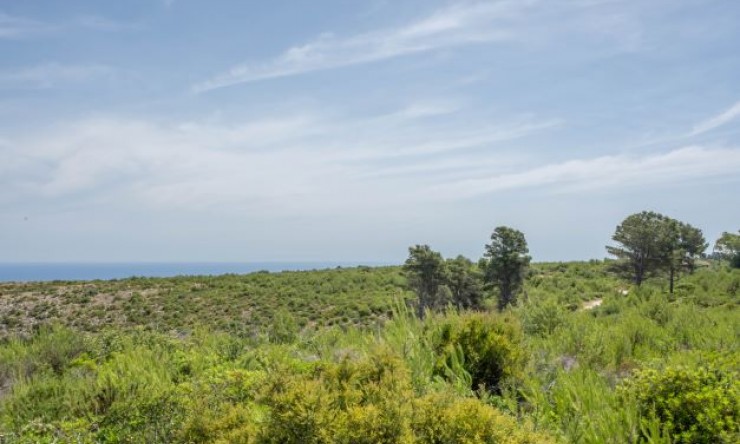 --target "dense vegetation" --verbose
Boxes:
[0,267,409,339]
[0,259,737,443]
[0,214,737,443]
